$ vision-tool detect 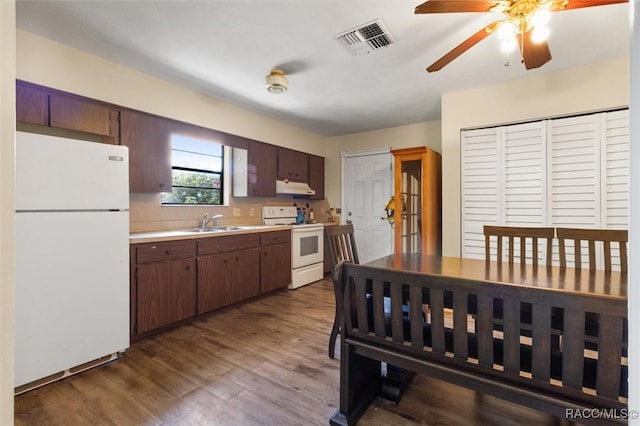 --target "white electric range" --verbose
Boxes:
[262,206,324,289]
